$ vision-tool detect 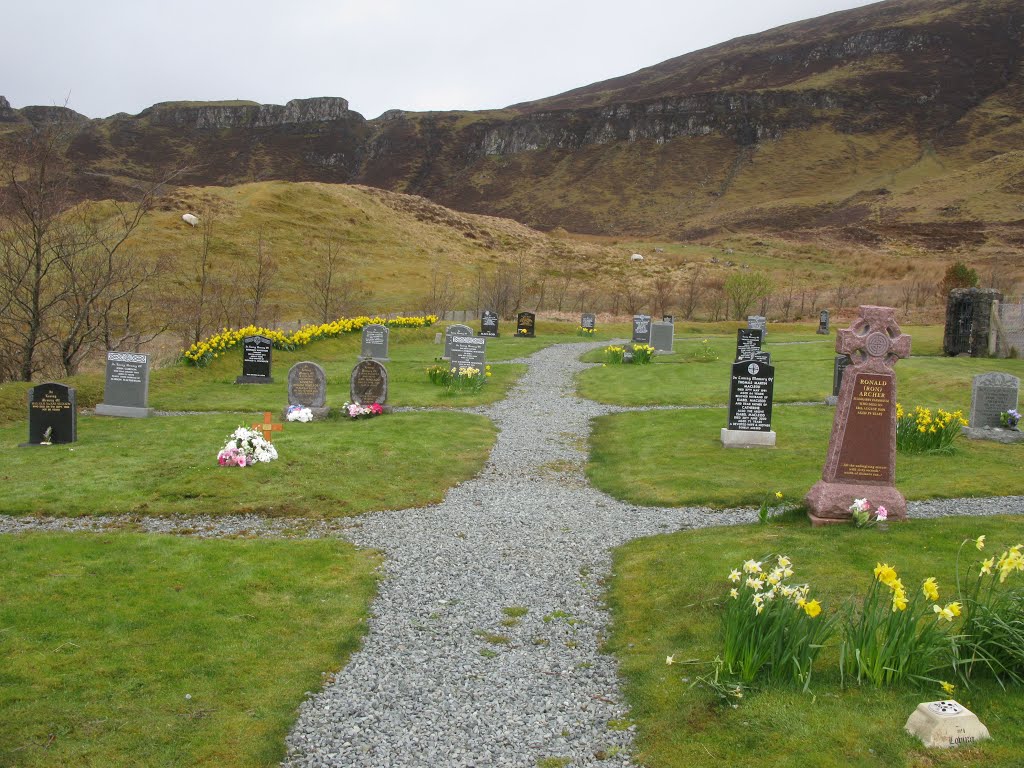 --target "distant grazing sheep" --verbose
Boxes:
[630,253,644,262]
[182,213,199,227]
